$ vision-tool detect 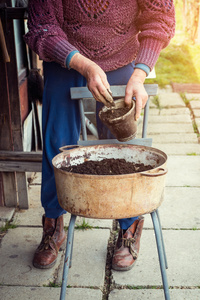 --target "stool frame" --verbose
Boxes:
[59,84,170,300]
